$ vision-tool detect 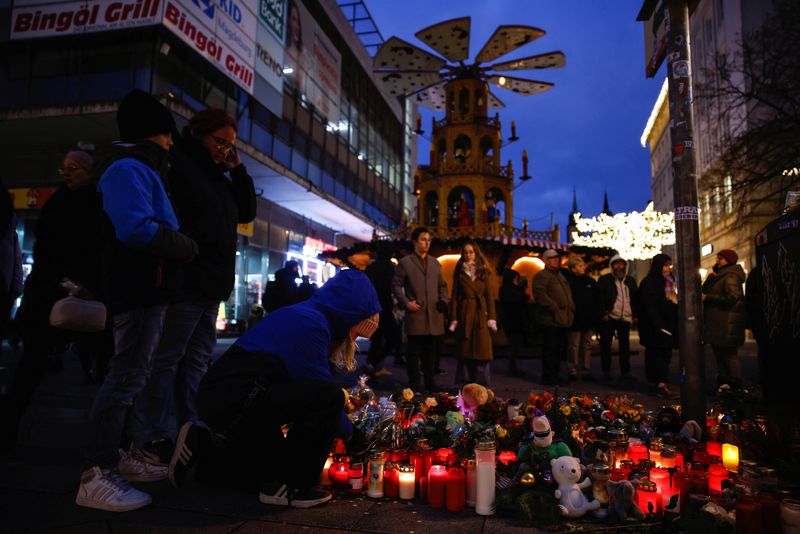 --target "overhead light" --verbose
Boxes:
[283,66,294,75]
[358,153,366,161]
[498,76,506,86]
